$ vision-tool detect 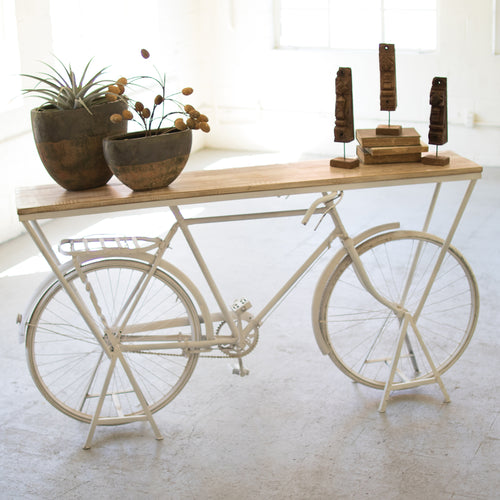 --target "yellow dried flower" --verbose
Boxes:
[189,109,200,119]
[135,101,144,112]
[199,114,209,122]
[106,93,118,102]
[200,122,210,133]
[117,84,125,95]
[141,49,150,59]
[110,113,123,123]
[154,95,164,105]
[116,77,128,85]
[122,109,133,120]
[186,117,196,129]
[184,104,194,113]
[182,87,193,96]
[108,85,120,95]
[174,118,187,130]
[142,108,151,119]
